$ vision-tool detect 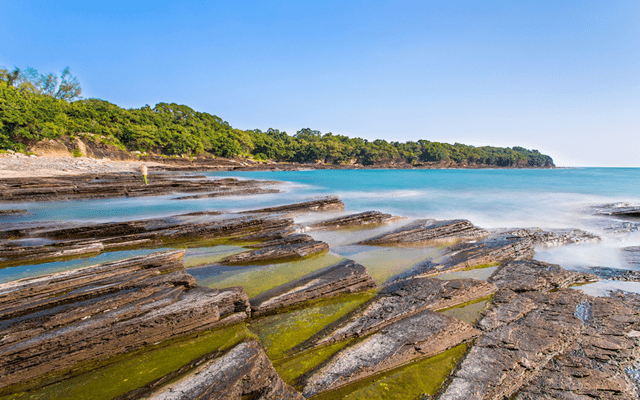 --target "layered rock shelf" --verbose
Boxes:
[357,219,489,245]
[305,277,497,349]
[0,173,281,202]
[250,259,377,316]
[220,237,330,265]
[0,250,250,390]
[240,196,345,214]
[146,340,303,400]
[305,211,403,230]
[303,310,479,397]
[595,203,640,218]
